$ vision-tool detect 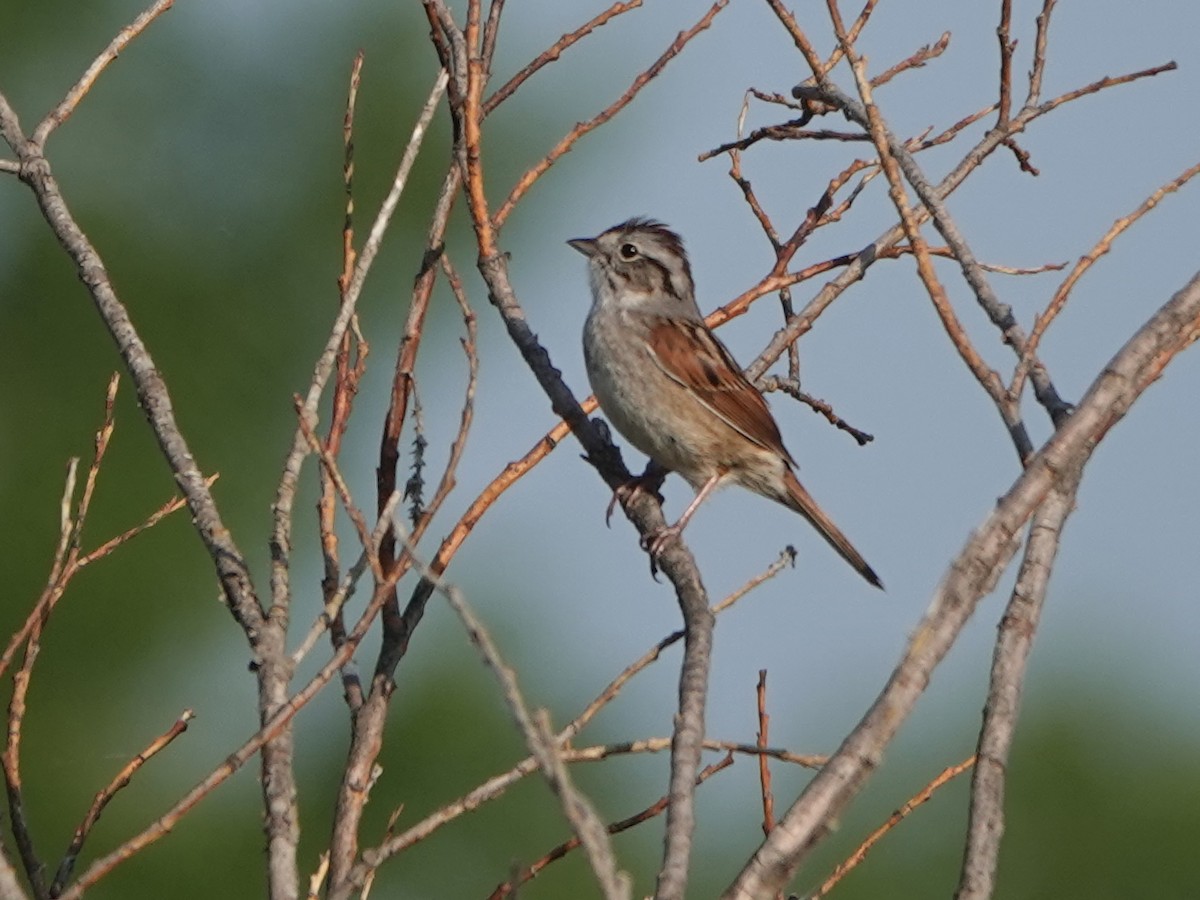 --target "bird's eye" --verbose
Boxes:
[619,242,639,260]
